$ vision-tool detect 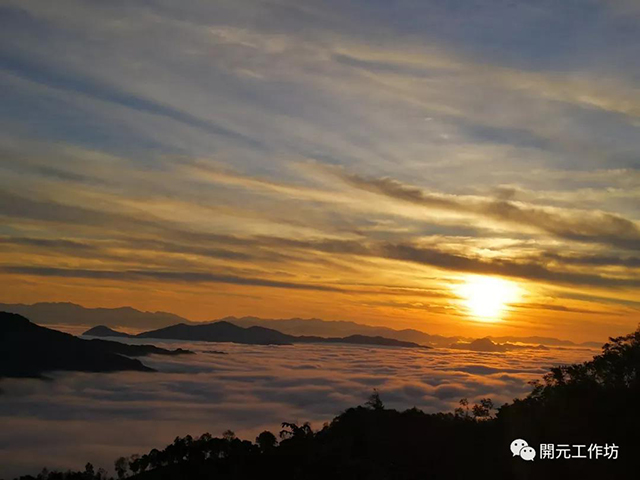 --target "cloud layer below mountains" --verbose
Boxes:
[0,339,596,478]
